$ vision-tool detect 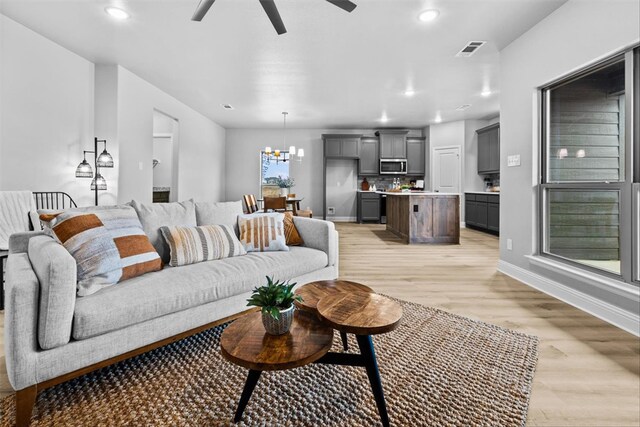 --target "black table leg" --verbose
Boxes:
[340,331,349,351]
[234,369,262,423]
[356,335,390,427]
